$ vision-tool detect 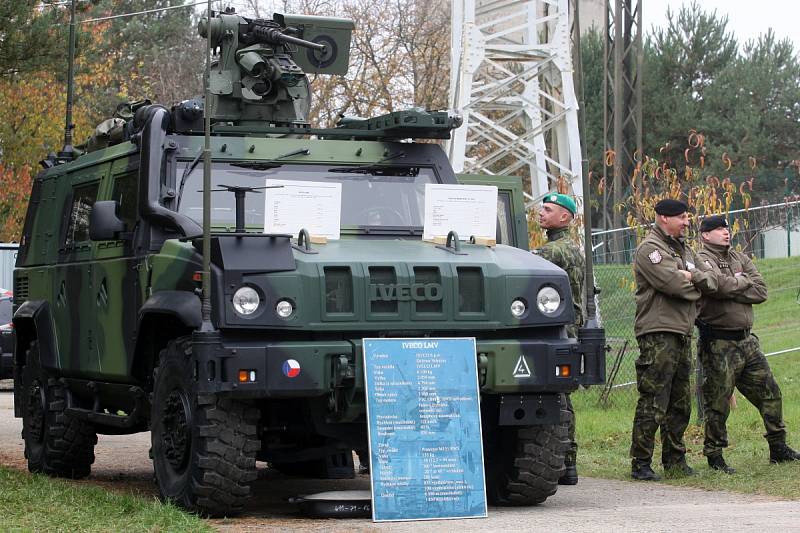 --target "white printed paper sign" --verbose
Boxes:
[423,184,498,241]
[264,180,342,239]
